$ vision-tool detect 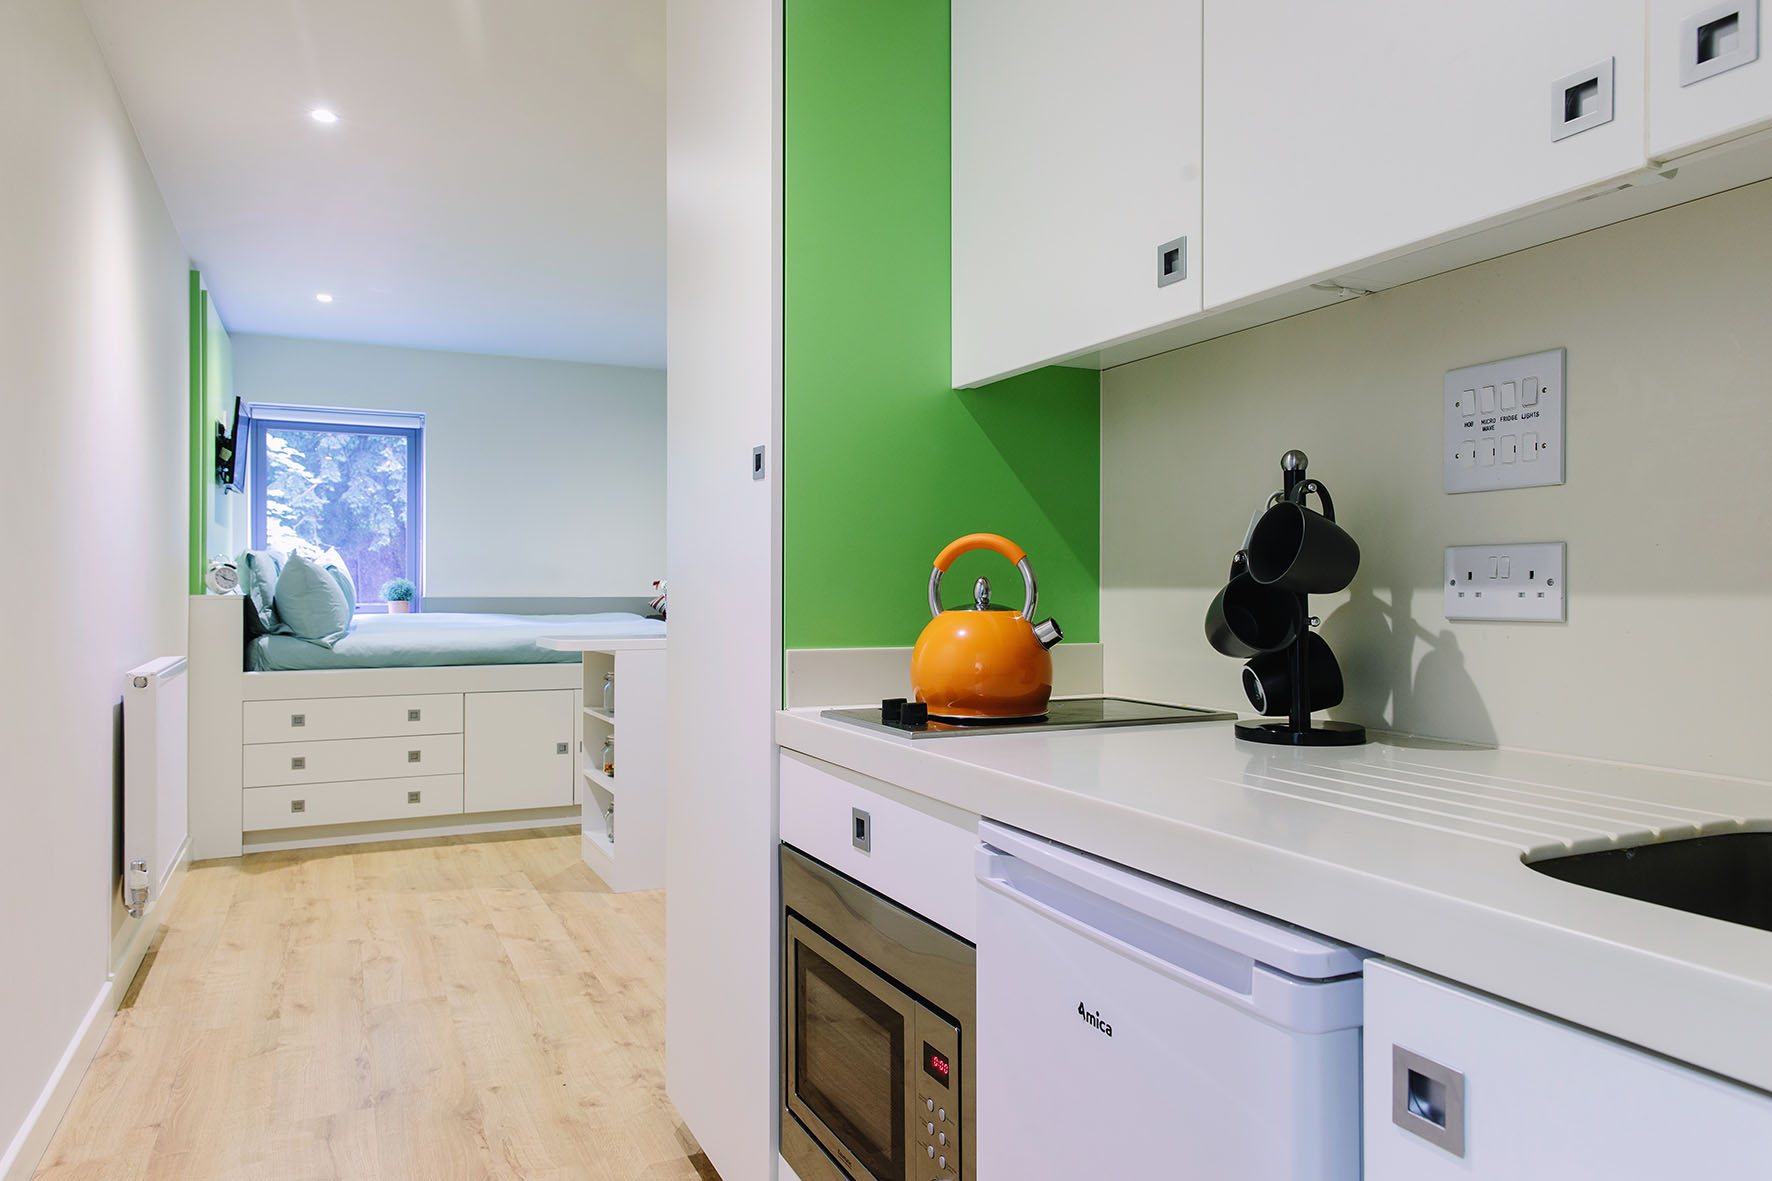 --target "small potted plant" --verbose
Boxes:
[381,578,417,614]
